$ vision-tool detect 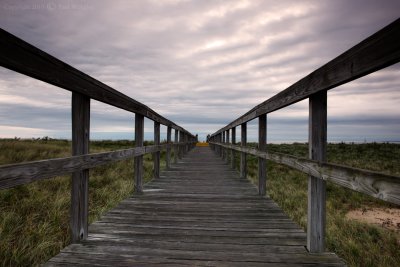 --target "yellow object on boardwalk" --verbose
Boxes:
[196,142,209,147]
